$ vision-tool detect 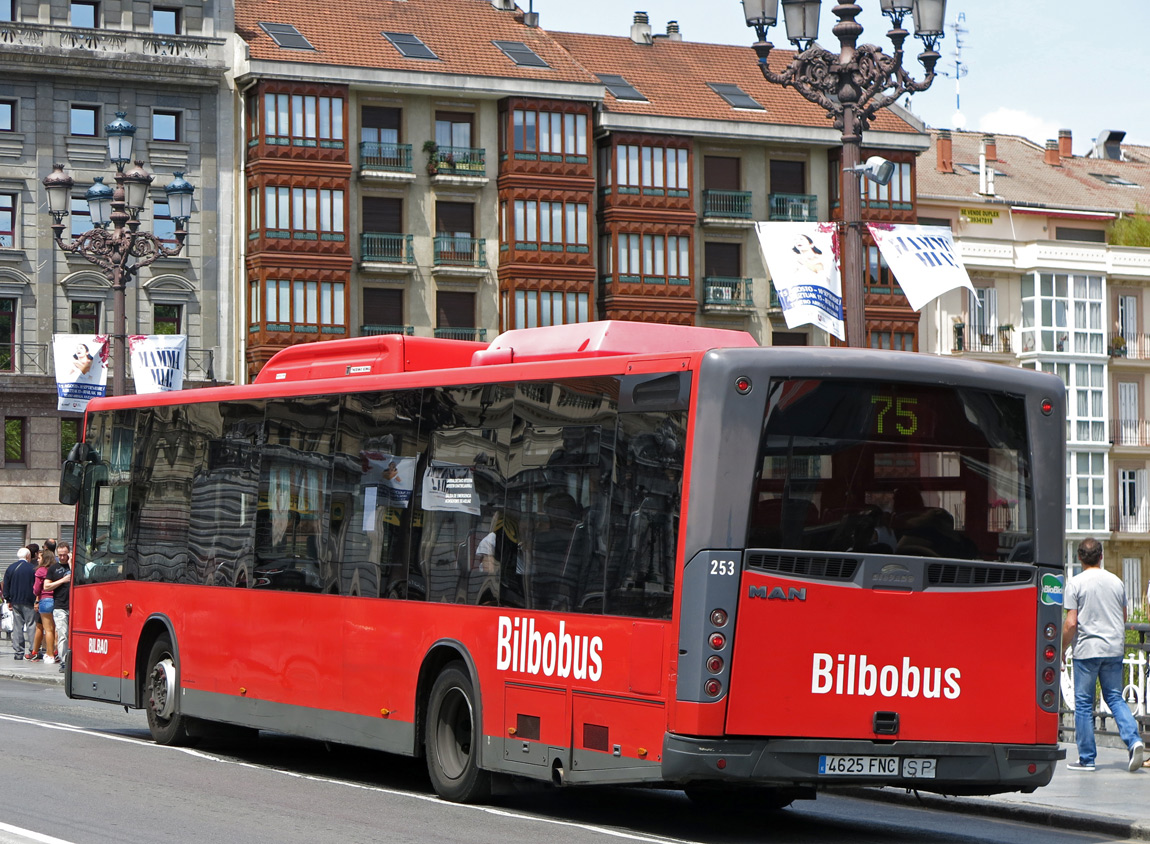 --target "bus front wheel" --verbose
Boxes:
[425,663,490,803]
[145,635,197,747]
